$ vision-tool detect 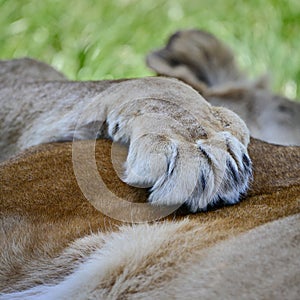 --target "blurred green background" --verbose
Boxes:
[1,0,299,99]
